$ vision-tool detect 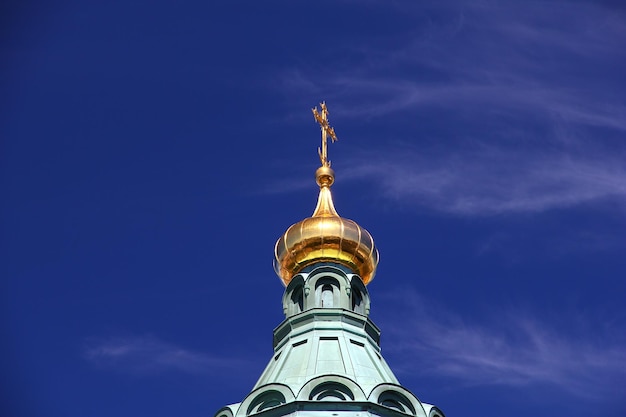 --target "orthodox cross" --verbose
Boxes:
[312,102,338,167]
